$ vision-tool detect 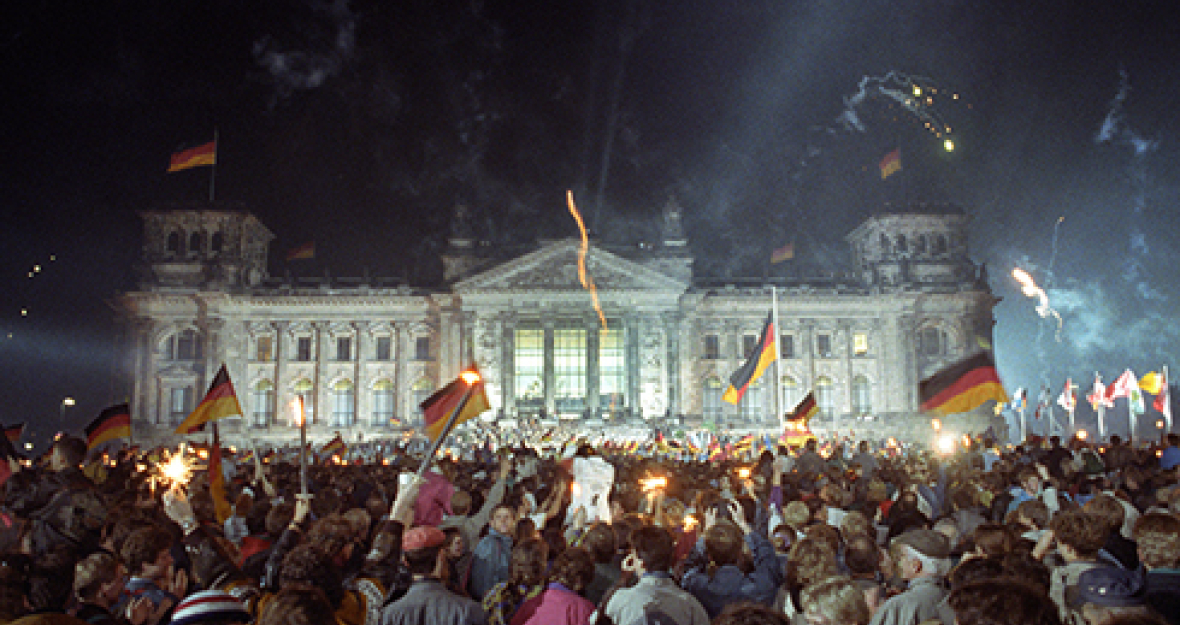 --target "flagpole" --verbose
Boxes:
[1019,403,1026,443]
[416,375,480,480]
[1165,365,1172,432]
[209,128,218,203]
[772,285,783,430]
